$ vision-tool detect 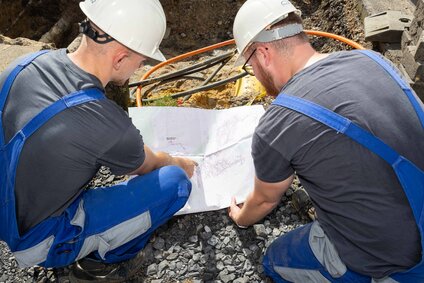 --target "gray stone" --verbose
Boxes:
[227,265,236,272]
[253,224,267,237]
[415,33,424,61]
[412,81,424,102]
[401,46,424,80]
[207,235,219,246]
[146,263,158,276]
[153,237,165,250]
[158,260,169,274]
[233,277,249,283]
[189,235,198,243]
[167,253,179,260]
[219,272,236,283]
